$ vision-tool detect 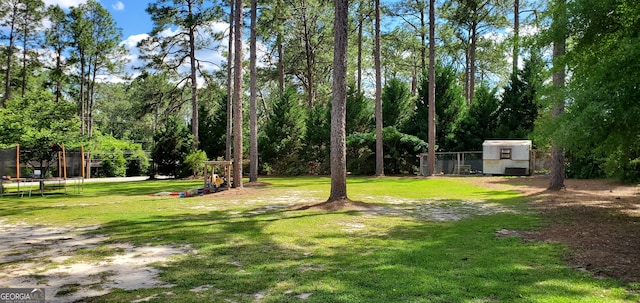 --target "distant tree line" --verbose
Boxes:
[0,0,638,181]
